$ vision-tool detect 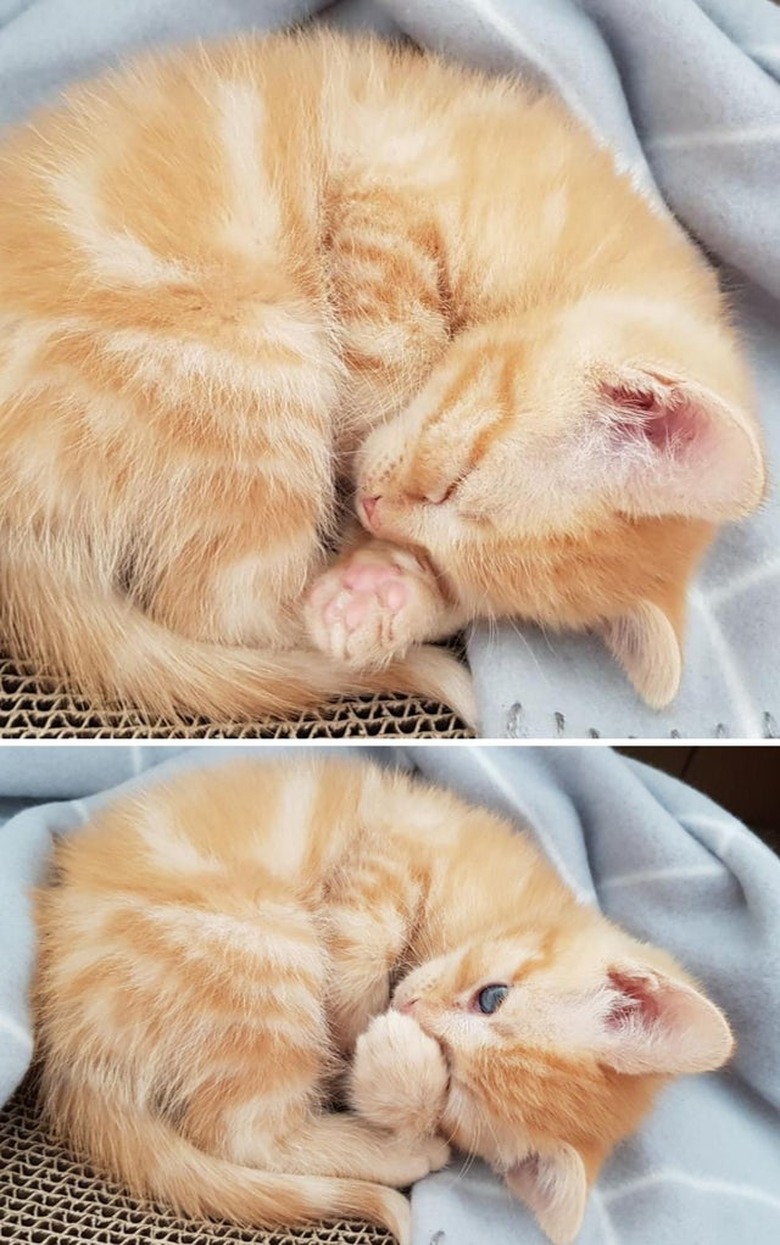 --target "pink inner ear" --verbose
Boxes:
[593,364,764,521]
[605,969,661,1030]
[600,380,701,454]
[598,962,735,1075]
